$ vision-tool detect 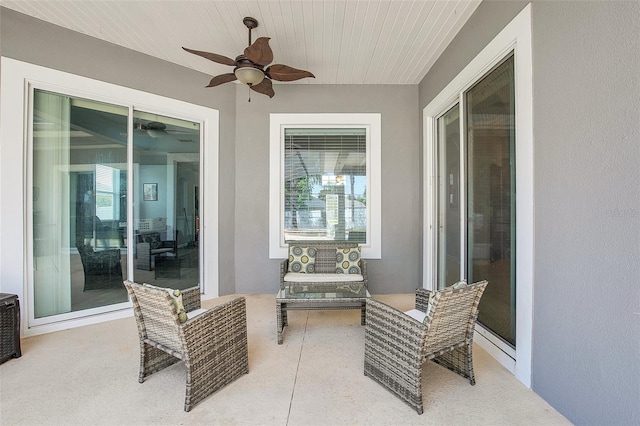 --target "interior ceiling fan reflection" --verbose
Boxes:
[127,121,197,140]
[135,121,167,138]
